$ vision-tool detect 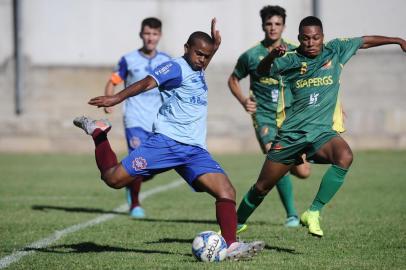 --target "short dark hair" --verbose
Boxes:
[186,31,213,46]
[299,16,323,32]
[141,17,162,32]
[260,5,286,25]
